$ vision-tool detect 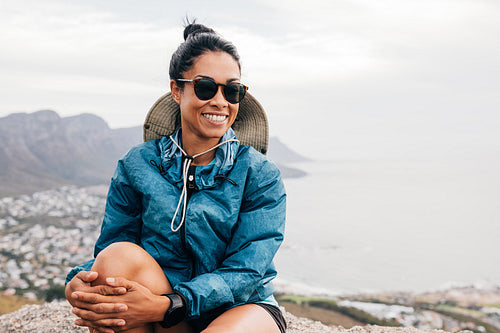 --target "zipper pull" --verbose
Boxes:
[187,169,198,190]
